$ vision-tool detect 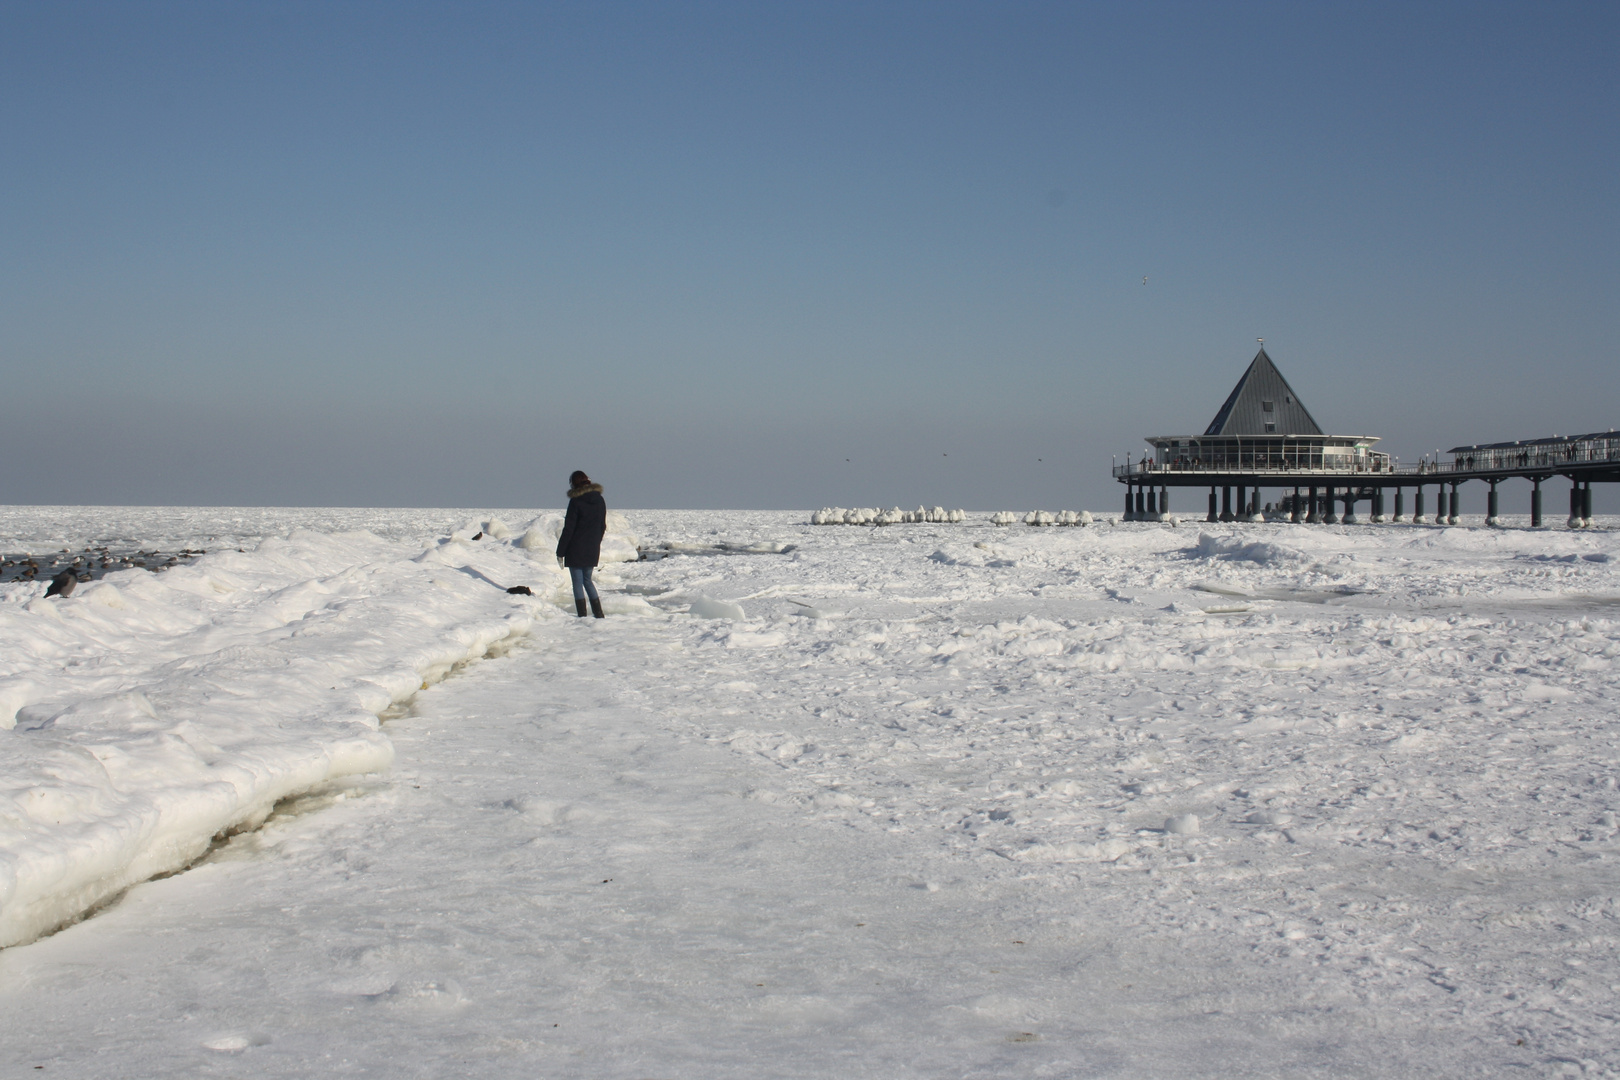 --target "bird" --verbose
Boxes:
[1142,276,1148,285]
[45,570,77,598]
